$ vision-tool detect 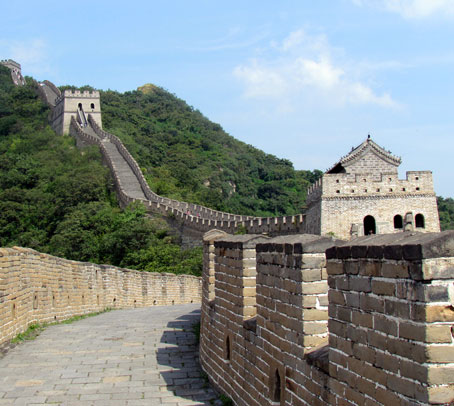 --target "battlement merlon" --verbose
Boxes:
[55,90,101,105]
[0,59,21,70]
[307,170,435,201]
[63,90,100,98]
